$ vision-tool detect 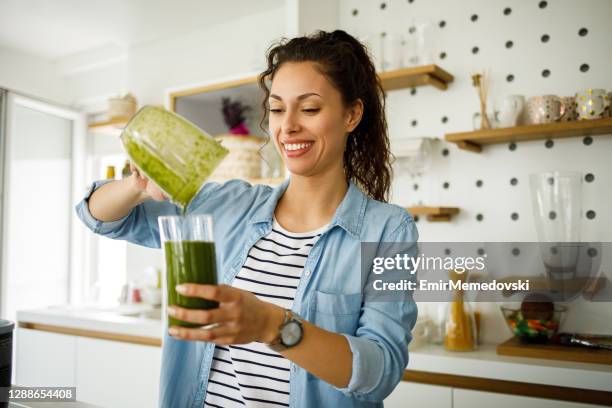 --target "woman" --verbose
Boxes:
[76,30,418,408]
